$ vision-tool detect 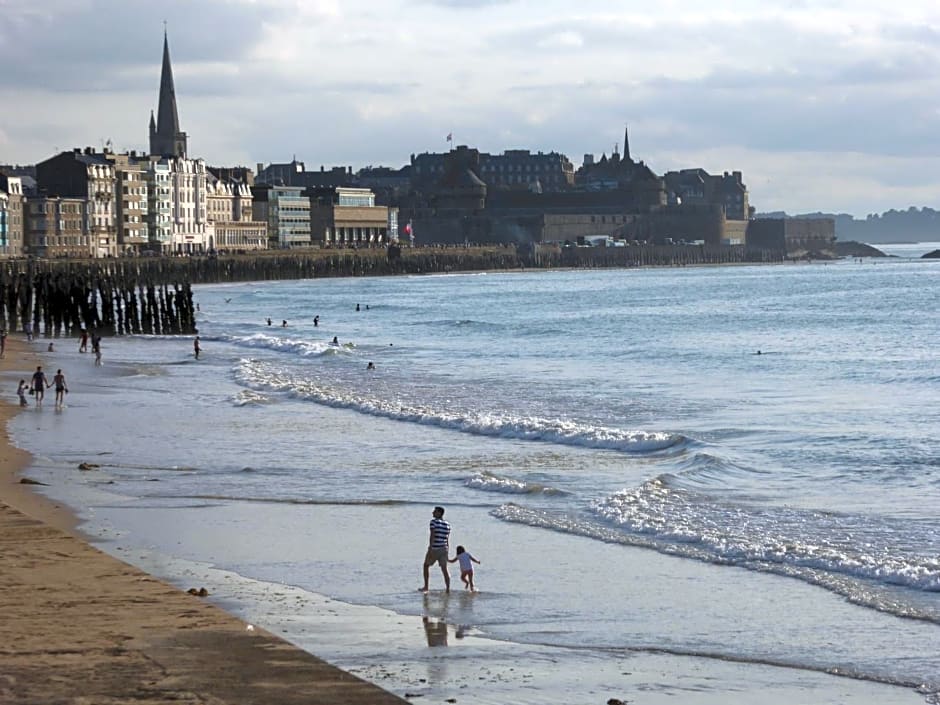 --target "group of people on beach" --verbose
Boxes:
[78,328,103,365]
[10,324,108,410]
[421,506,481,592]
[18,365,68,409]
